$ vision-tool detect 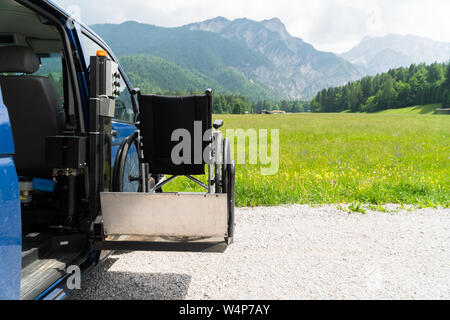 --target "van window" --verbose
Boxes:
[33,53,64,103]
[80,33,111,60]
[114,81,135,123]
